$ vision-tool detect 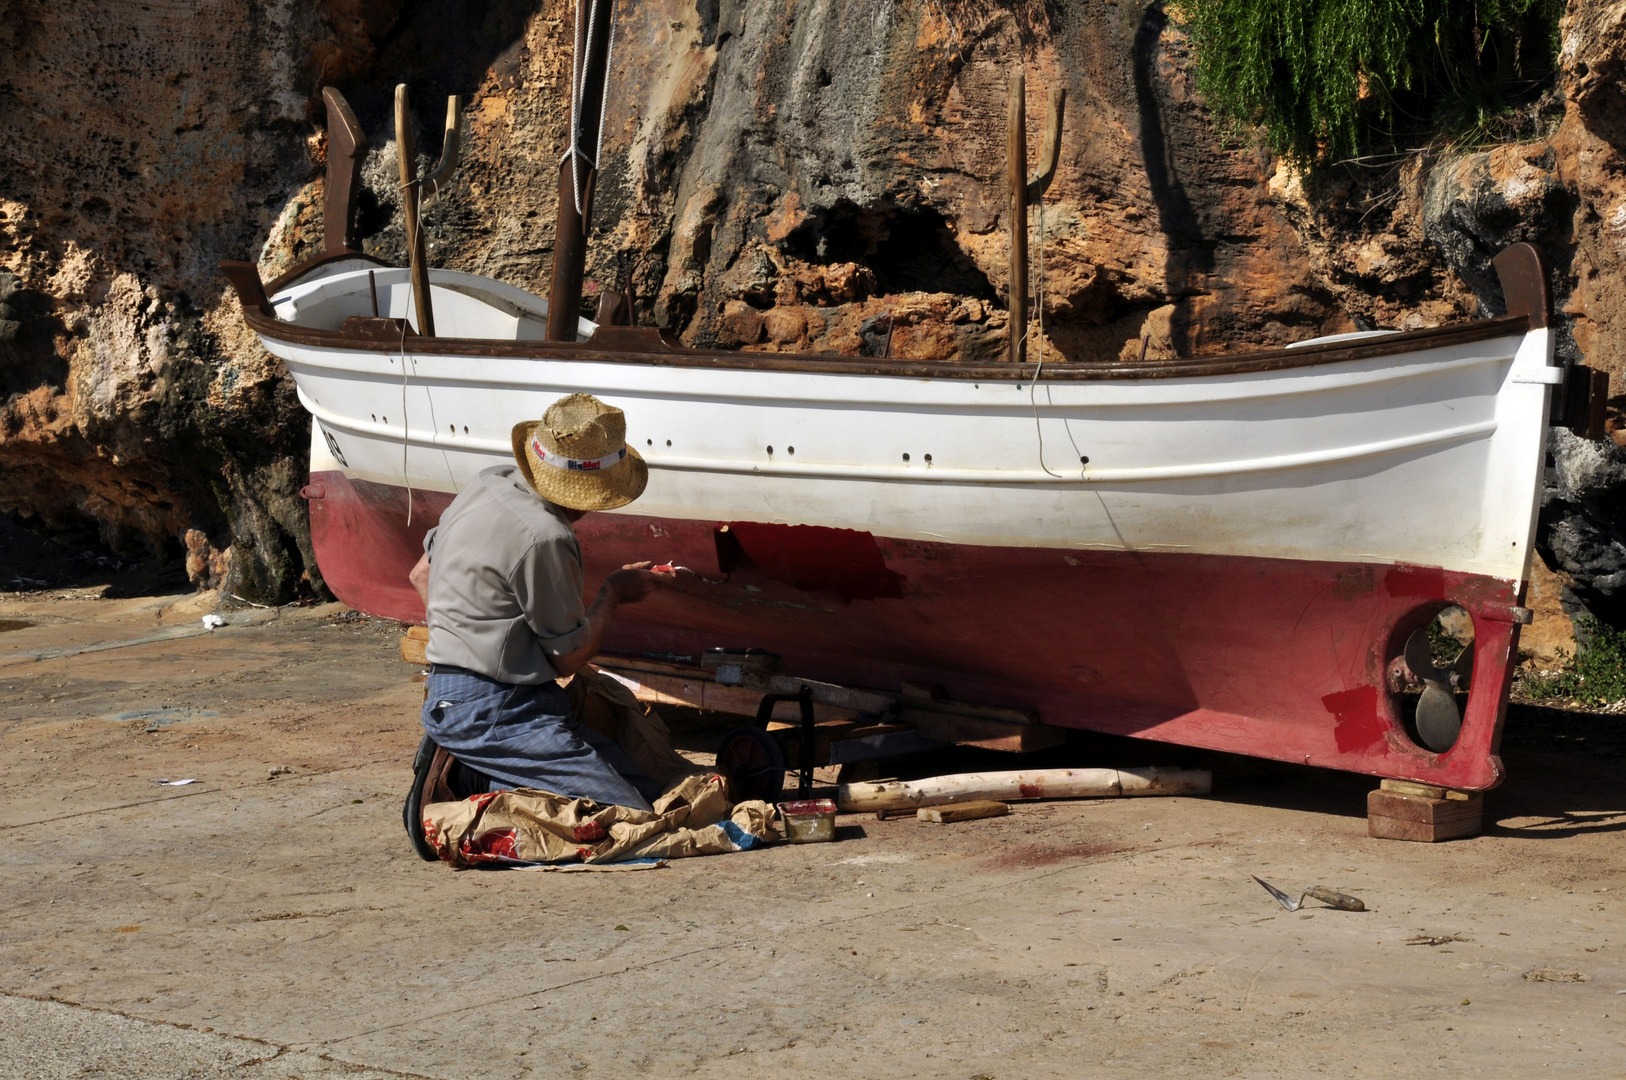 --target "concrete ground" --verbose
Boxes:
[2,588,1624,1079]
